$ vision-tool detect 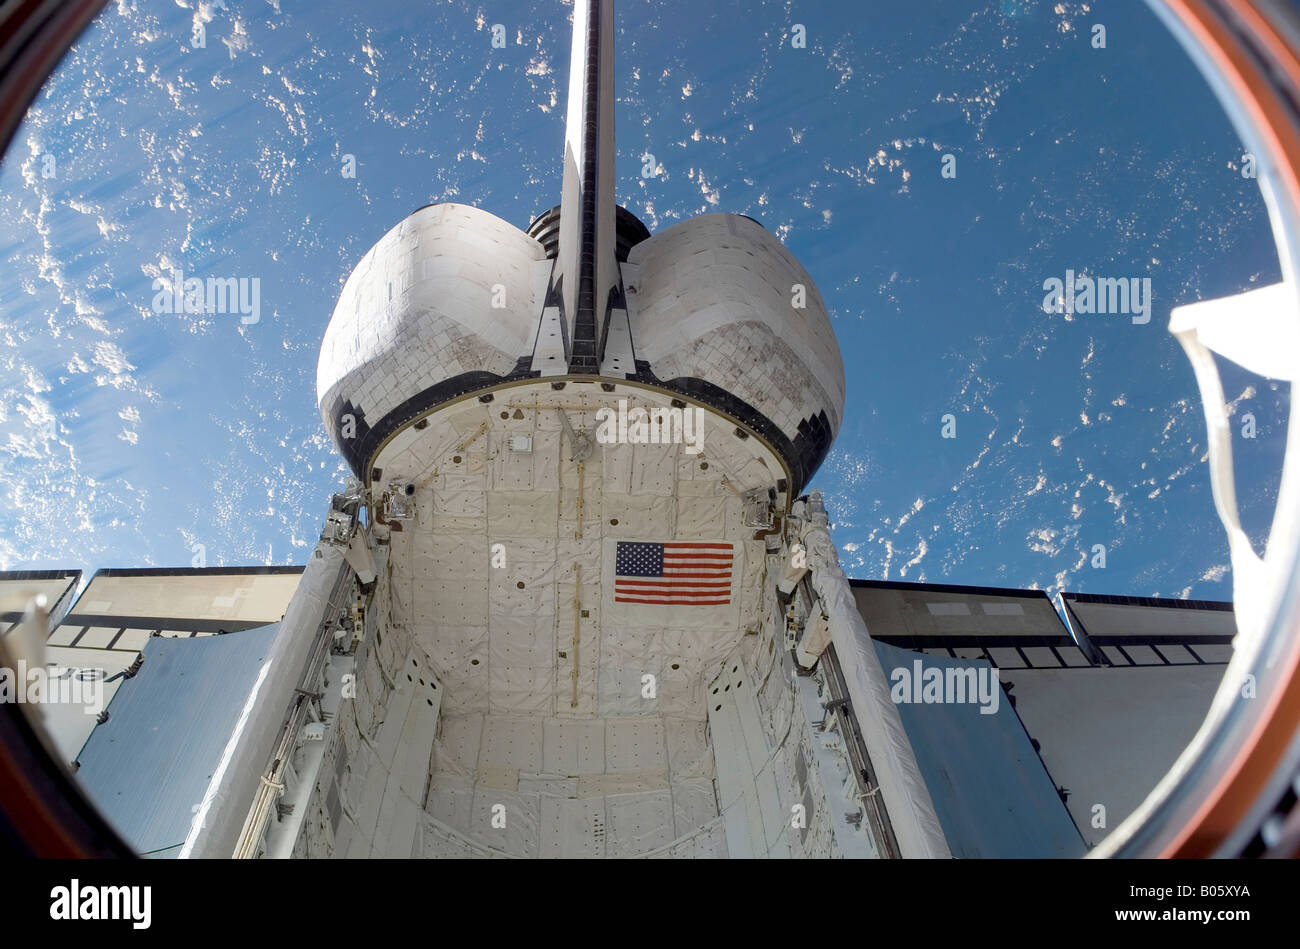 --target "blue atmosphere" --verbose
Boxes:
[0,0,1287,603]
